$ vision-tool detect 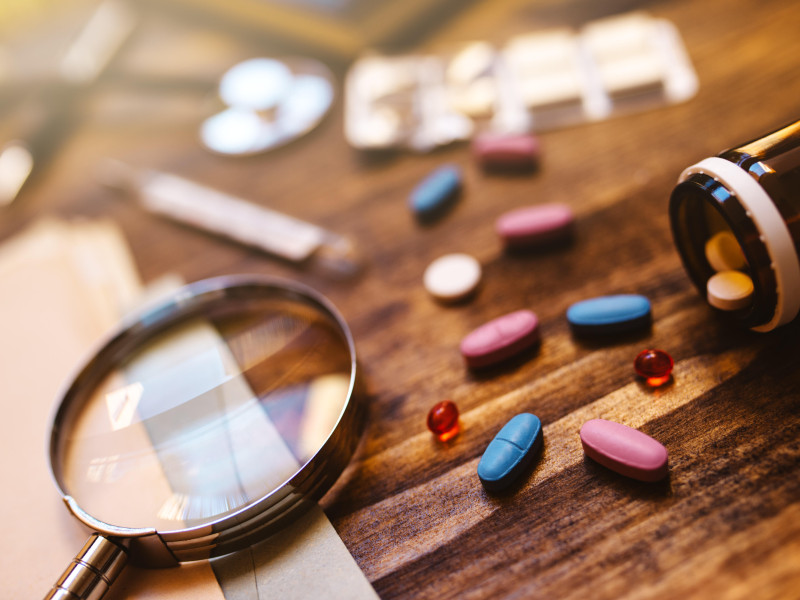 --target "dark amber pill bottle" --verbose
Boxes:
[670,119,800,331]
